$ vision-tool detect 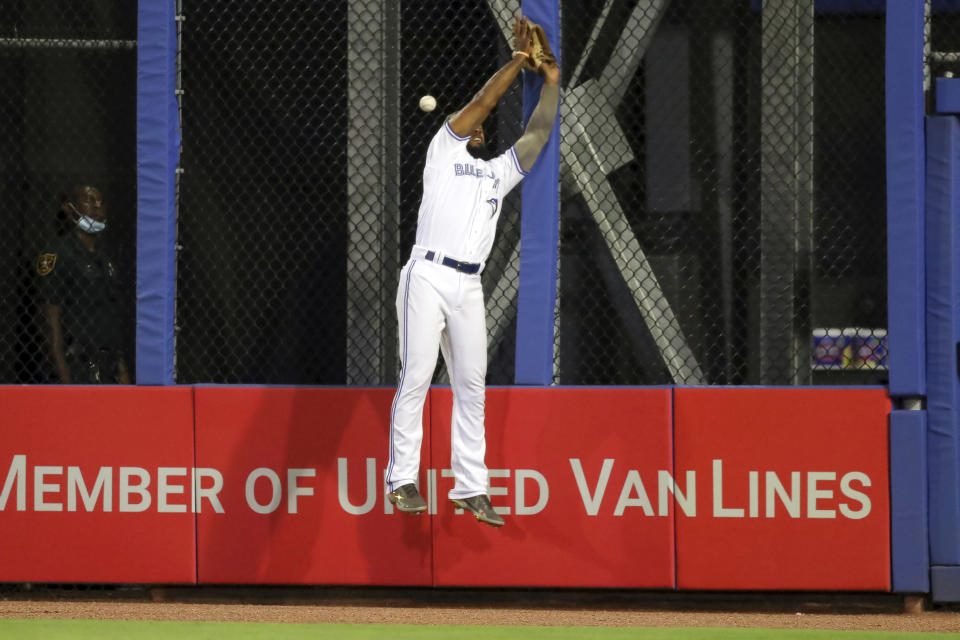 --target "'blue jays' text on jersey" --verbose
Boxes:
[414,120,527,264]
